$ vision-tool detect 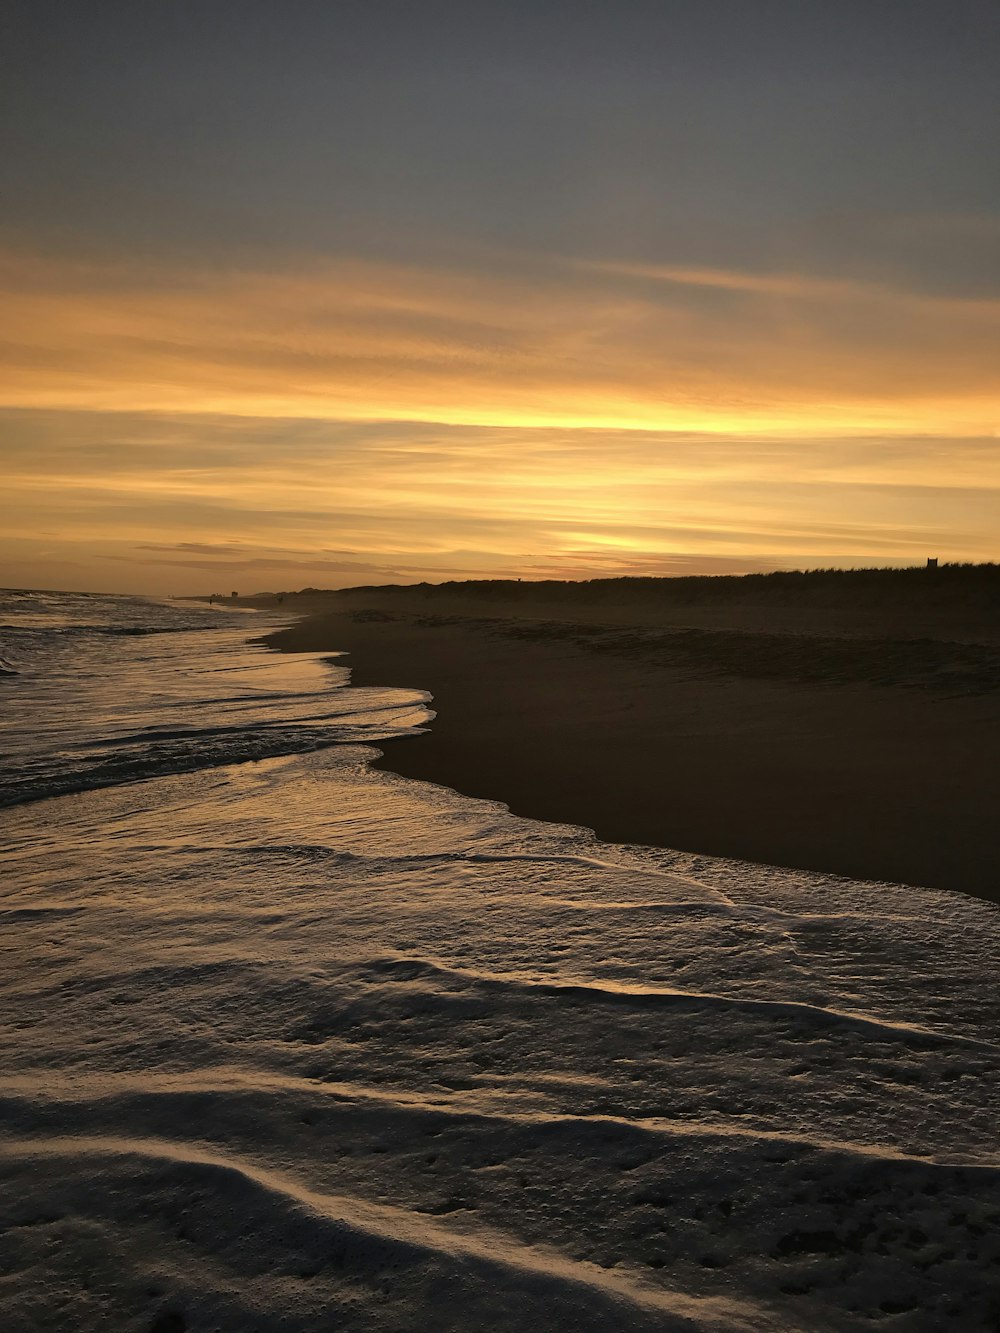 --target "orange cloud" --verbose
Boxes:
[1,247,997,436]
[2,243,997,594]
[3,404,997,596]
